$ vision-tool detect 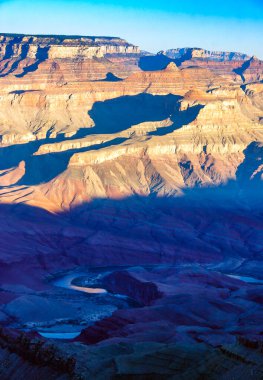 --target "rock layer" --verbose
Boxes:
[0,33,263,379]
